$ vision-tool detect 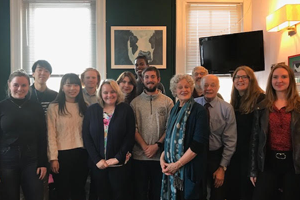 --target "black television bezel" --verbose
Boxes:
[199,30,265,74]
